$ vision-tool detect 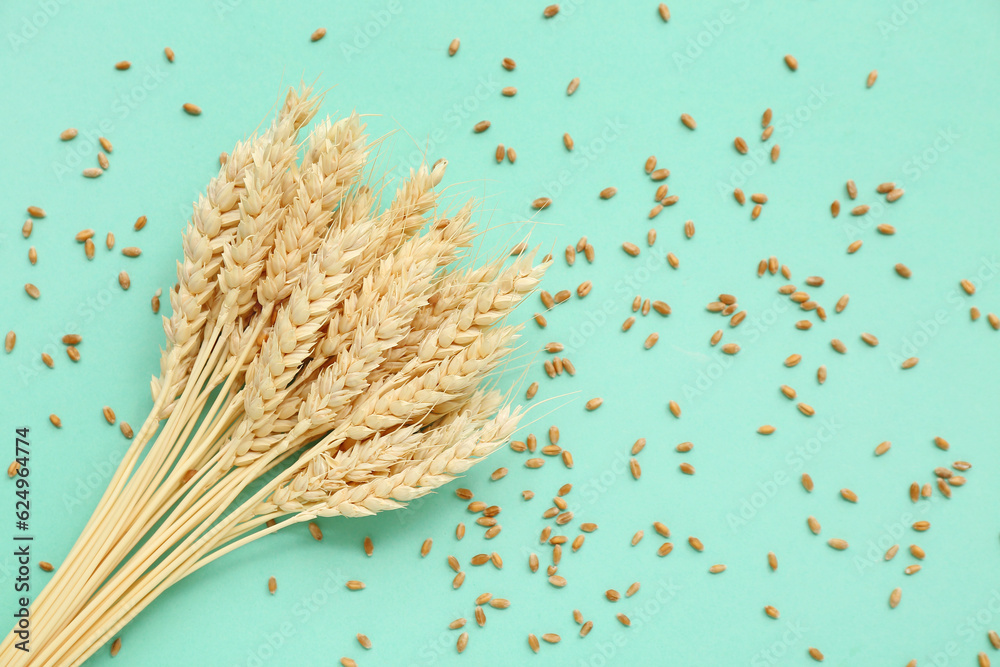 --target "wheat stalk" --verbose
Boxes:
[0,87,547,667]
[15,89,322,657]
